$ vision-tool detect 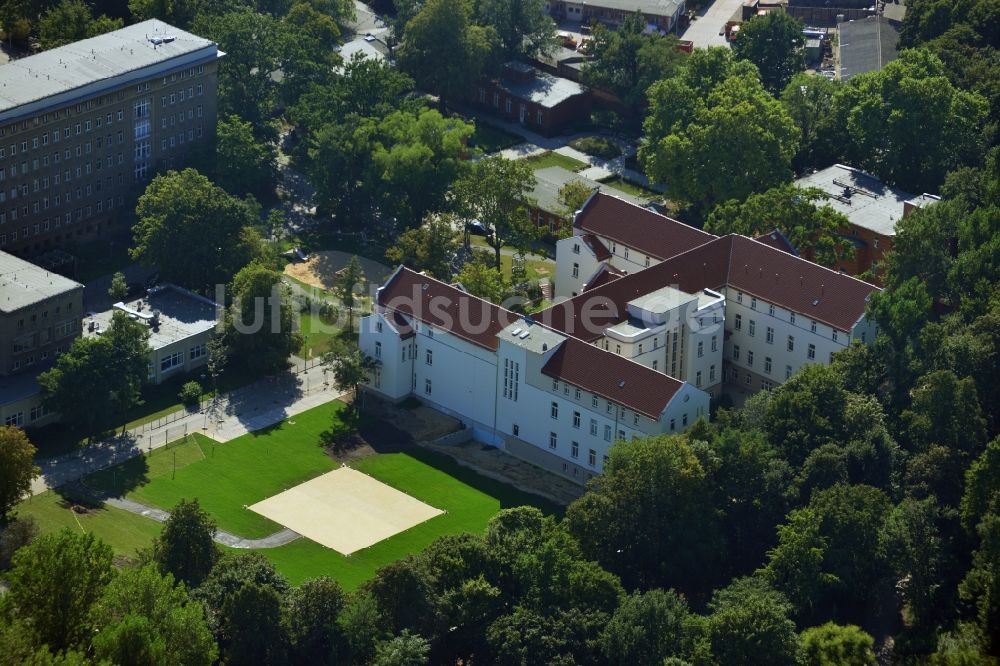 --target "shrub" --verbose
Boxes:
[179,381,202,407]
[569,136,622,160]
